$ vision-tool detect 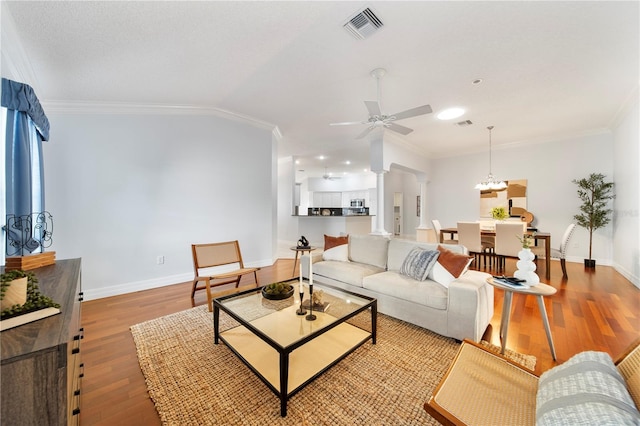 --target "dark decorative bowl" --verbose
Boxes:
[261,284,294,300]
